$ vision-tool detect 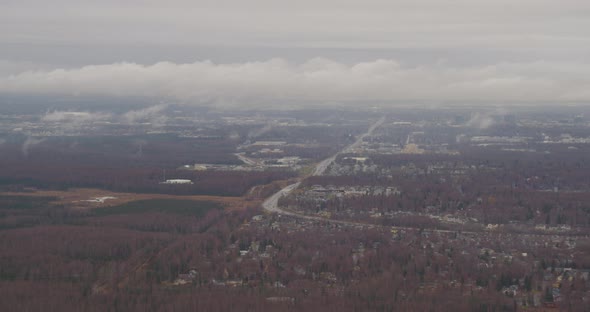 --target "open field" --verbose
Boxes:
[0,188,259,211]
